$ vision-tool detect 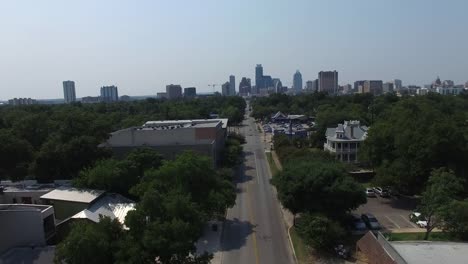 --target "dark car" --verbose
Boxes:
[380,187,390,197]
[350,214,367,231]
[361,213,381,230]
